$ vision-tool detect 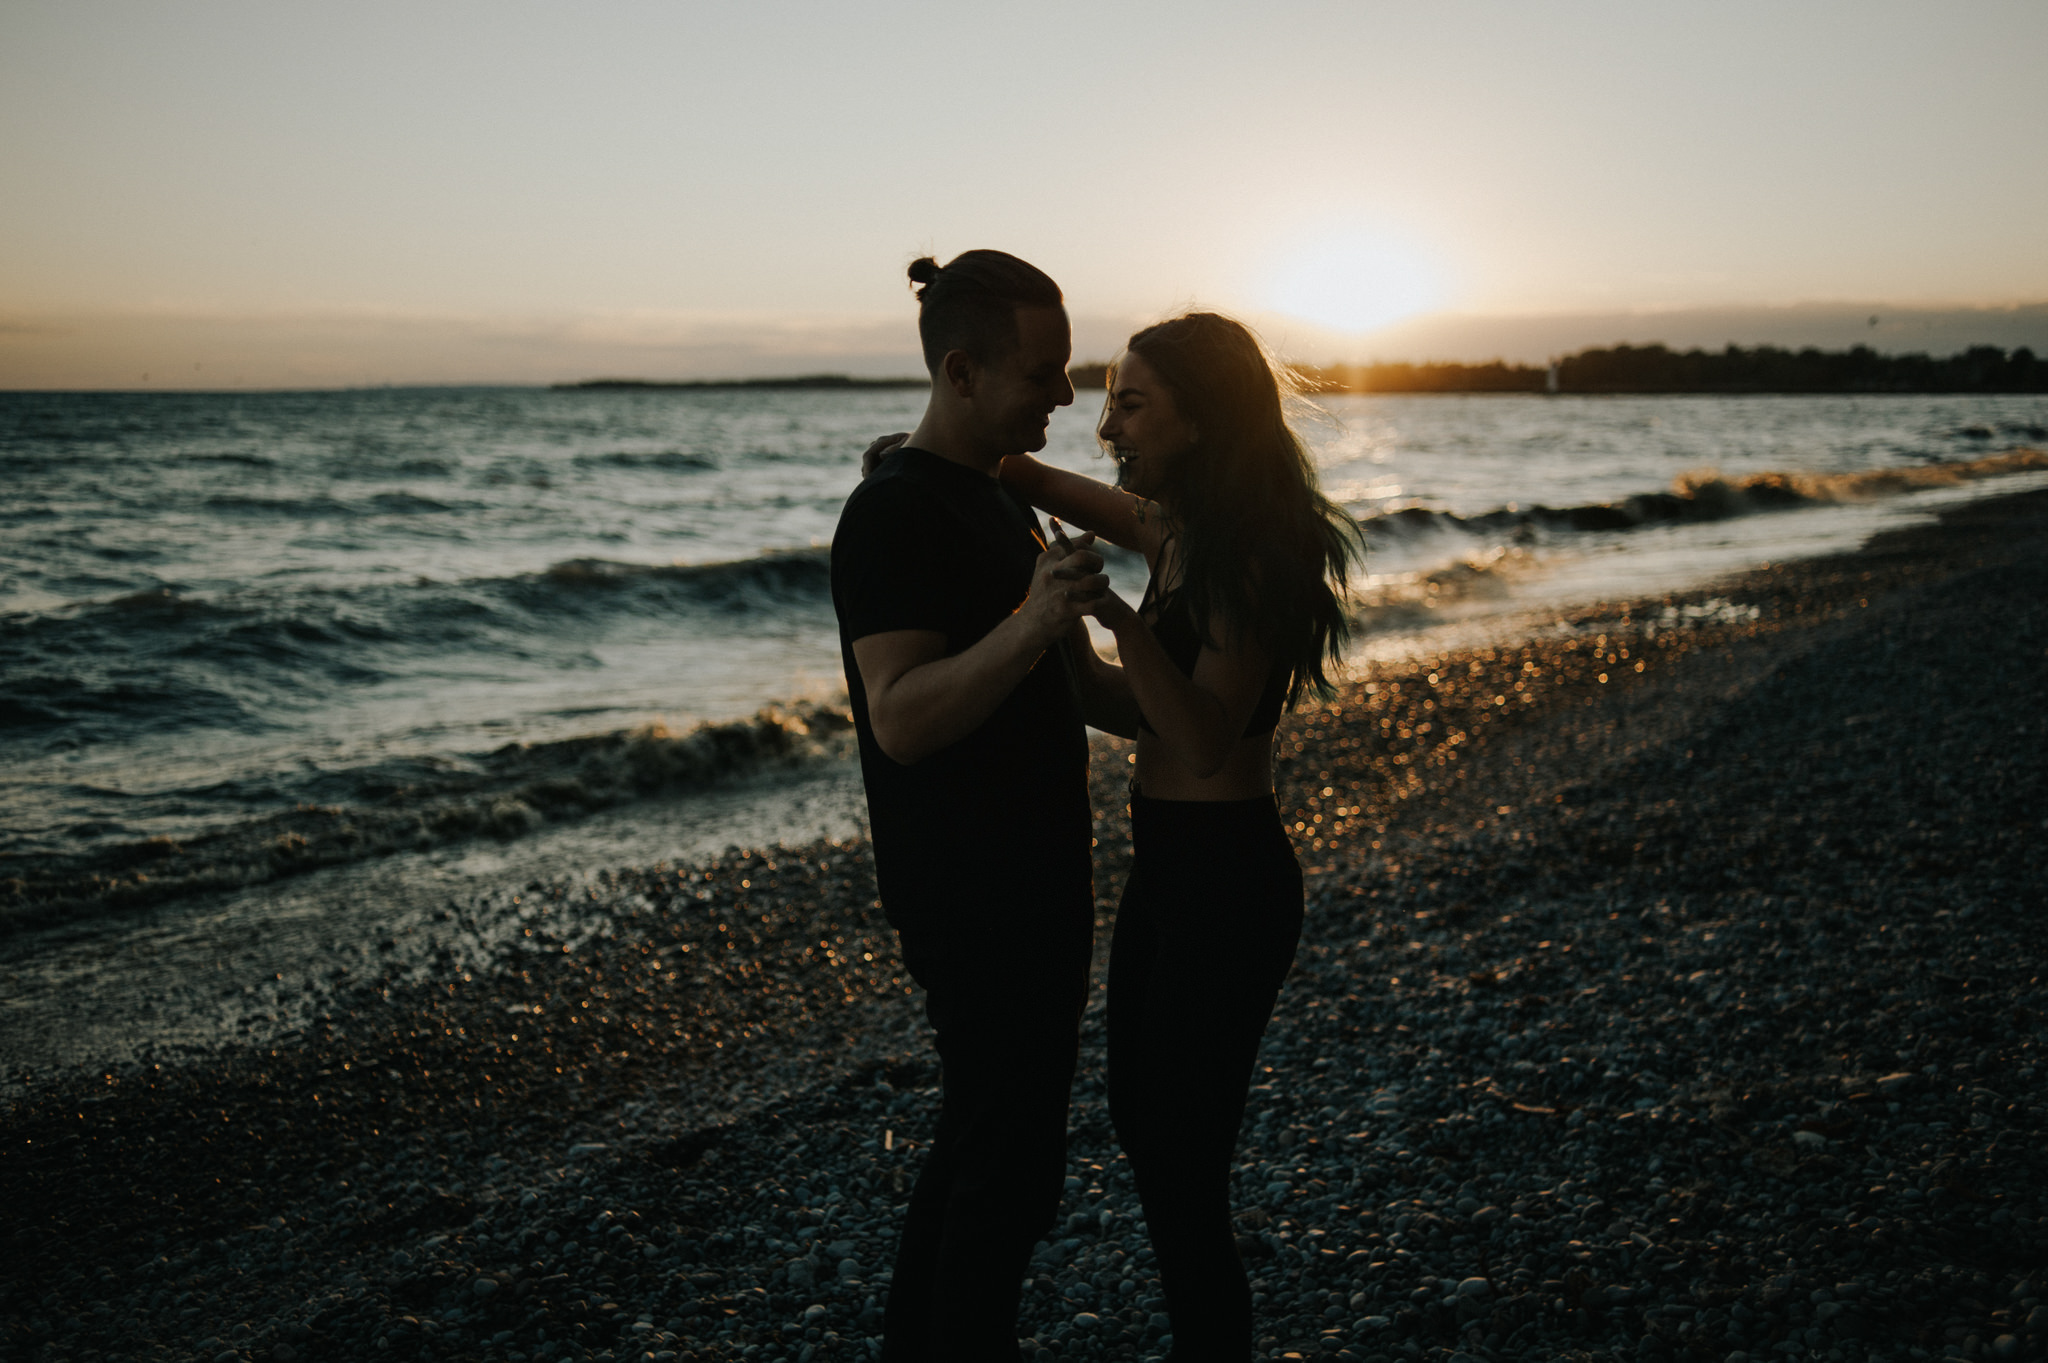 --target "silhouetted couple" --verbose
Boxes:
[830,249,1363,1362]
